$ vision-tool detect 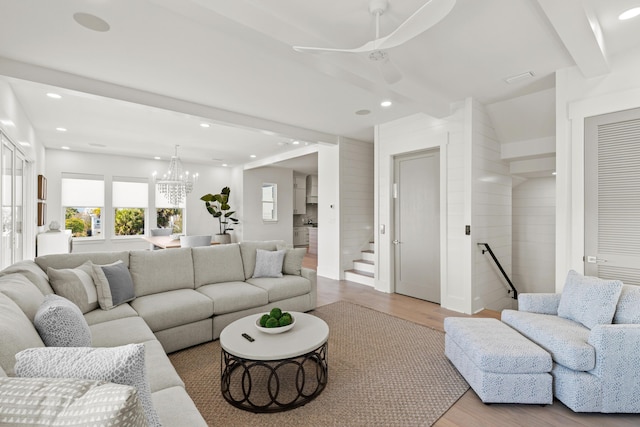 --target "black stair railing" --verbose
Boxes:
[477,243,518,300]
